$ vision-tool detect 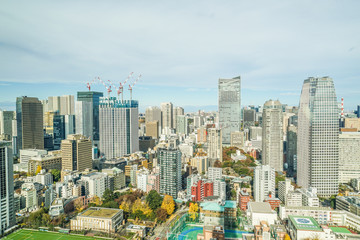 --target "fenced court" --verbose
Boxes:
[3,229,110,240]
